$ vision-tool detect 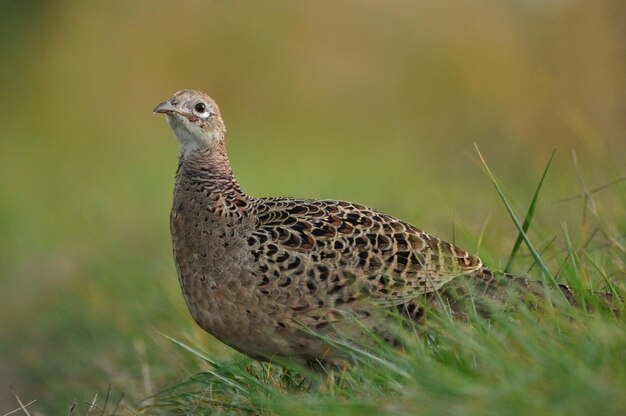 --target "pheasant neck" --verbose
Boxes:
[178,140,246,199]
